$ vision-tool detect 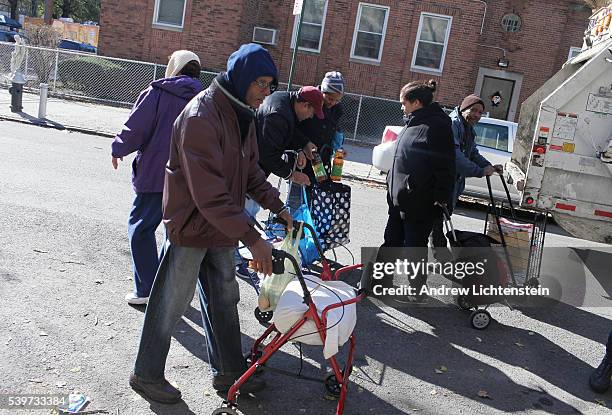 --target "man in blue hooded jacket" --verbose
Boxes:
[431,94,502,248]
[129,44,292,403]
